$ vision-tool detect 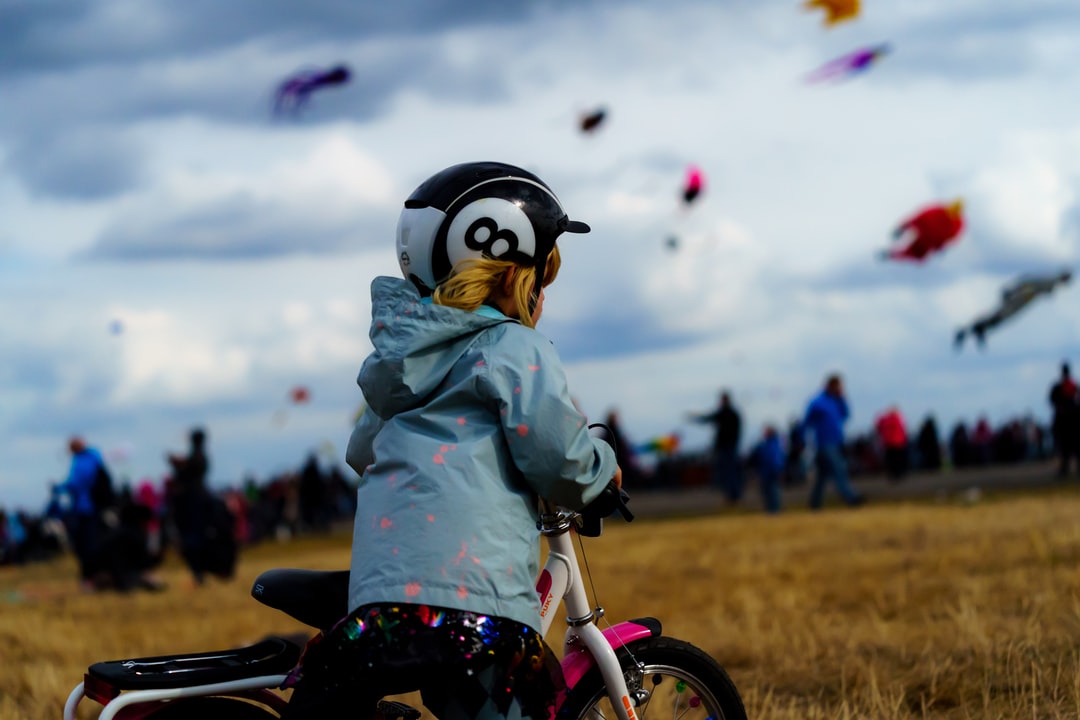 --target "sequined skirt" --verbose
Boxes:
[286,603,566,720]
